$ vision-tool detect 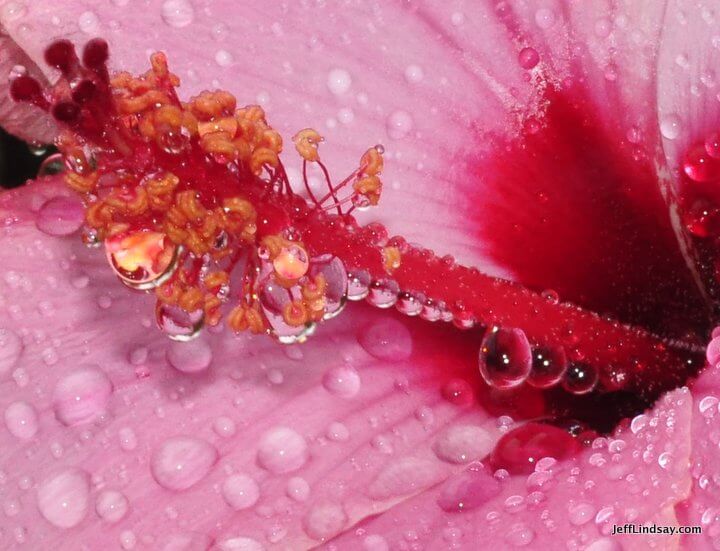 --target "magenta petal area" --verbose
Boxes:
[0,178,704,549]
